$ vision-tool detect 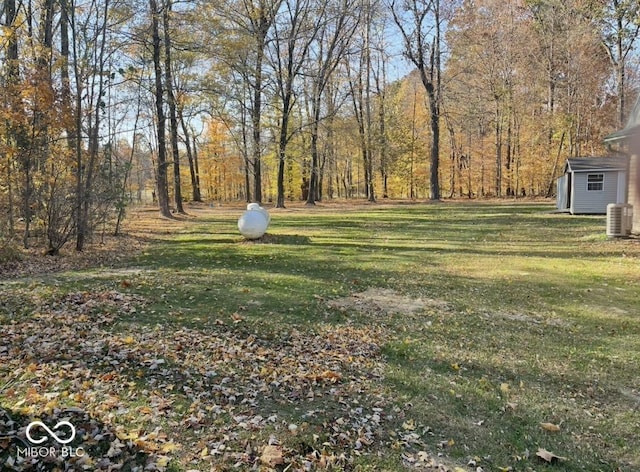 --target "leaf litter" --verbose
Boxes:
[1,287,458,470]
